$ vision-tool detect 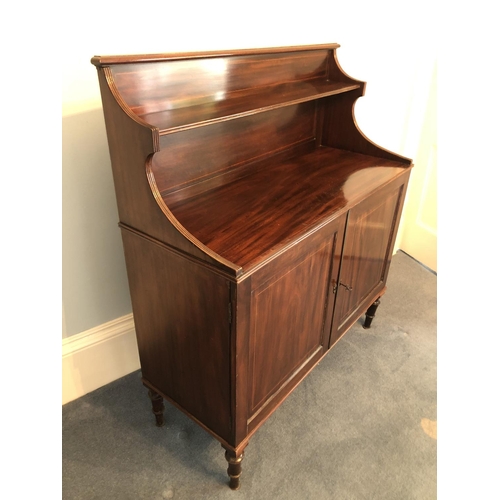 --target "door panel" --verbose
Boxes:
[247,218,345,419]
